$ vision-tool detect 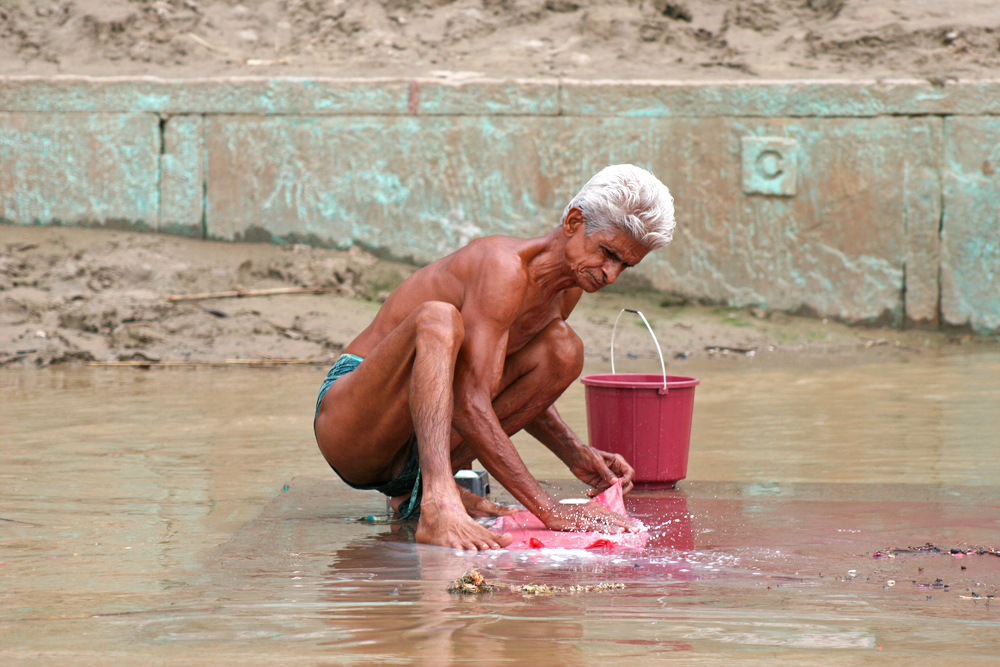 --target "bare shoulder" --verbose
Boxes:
[456,236,529,285]
[452,236,530,318]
